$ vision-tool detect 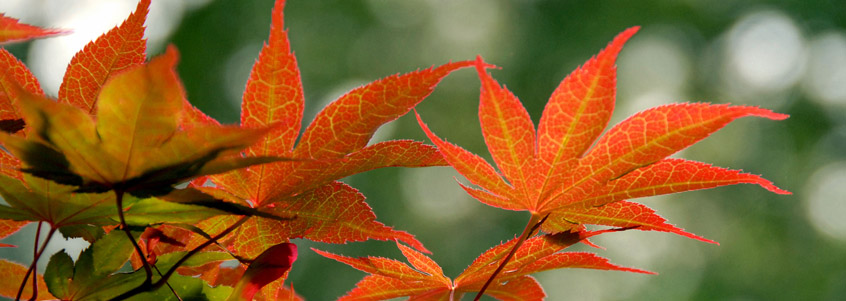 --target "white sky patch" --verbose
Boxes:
[21,0,209,96]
